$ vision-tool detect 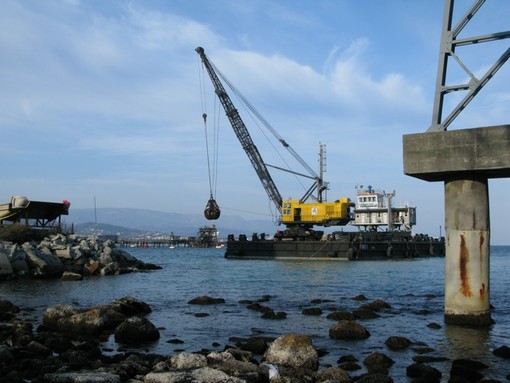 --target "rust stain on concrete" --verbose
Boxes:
[479,282,486,301]
[479,231,486,301]
[459,234,472,297]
